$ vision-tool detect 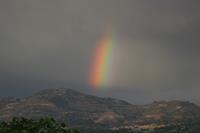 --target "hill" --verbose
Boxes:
[0,88,200,129]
